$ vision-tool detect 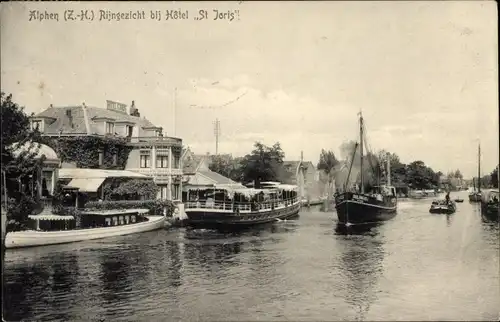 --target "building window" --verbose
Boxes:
[99,150,104,166]
[41,170,53,197]
[173,184,180,200]
[31,120,42,131]
[158,185,168,200]
[112,153,118,166]
[156,155,168,168]
[126,126,133,137]
[140,155,151,168]
[106,122,114,134]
